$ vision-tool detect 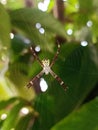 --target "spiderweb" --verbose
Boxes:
[1,0,98,129]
